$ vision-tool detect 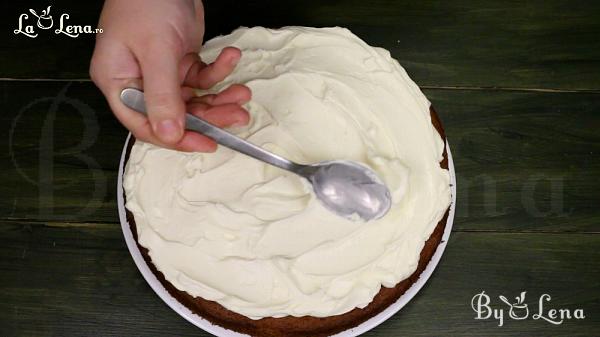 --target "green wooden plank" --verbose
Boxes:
[429,89,600,232]
[2,81,599,231]
[2,0,600,89]
[205,0,600,90]
[1,81,125,223]
[0,221,598,336]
